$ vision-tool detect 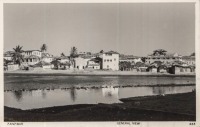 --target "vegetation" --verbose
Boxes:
[70,46,78,68]
[70,46,78,58]
[41,44,47,52]
[190,52,195,56]
[100,50,104,53]
[119,61,133,71]
[12,45,24,66]
[153,49,167,56]
[61,53,65,57]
